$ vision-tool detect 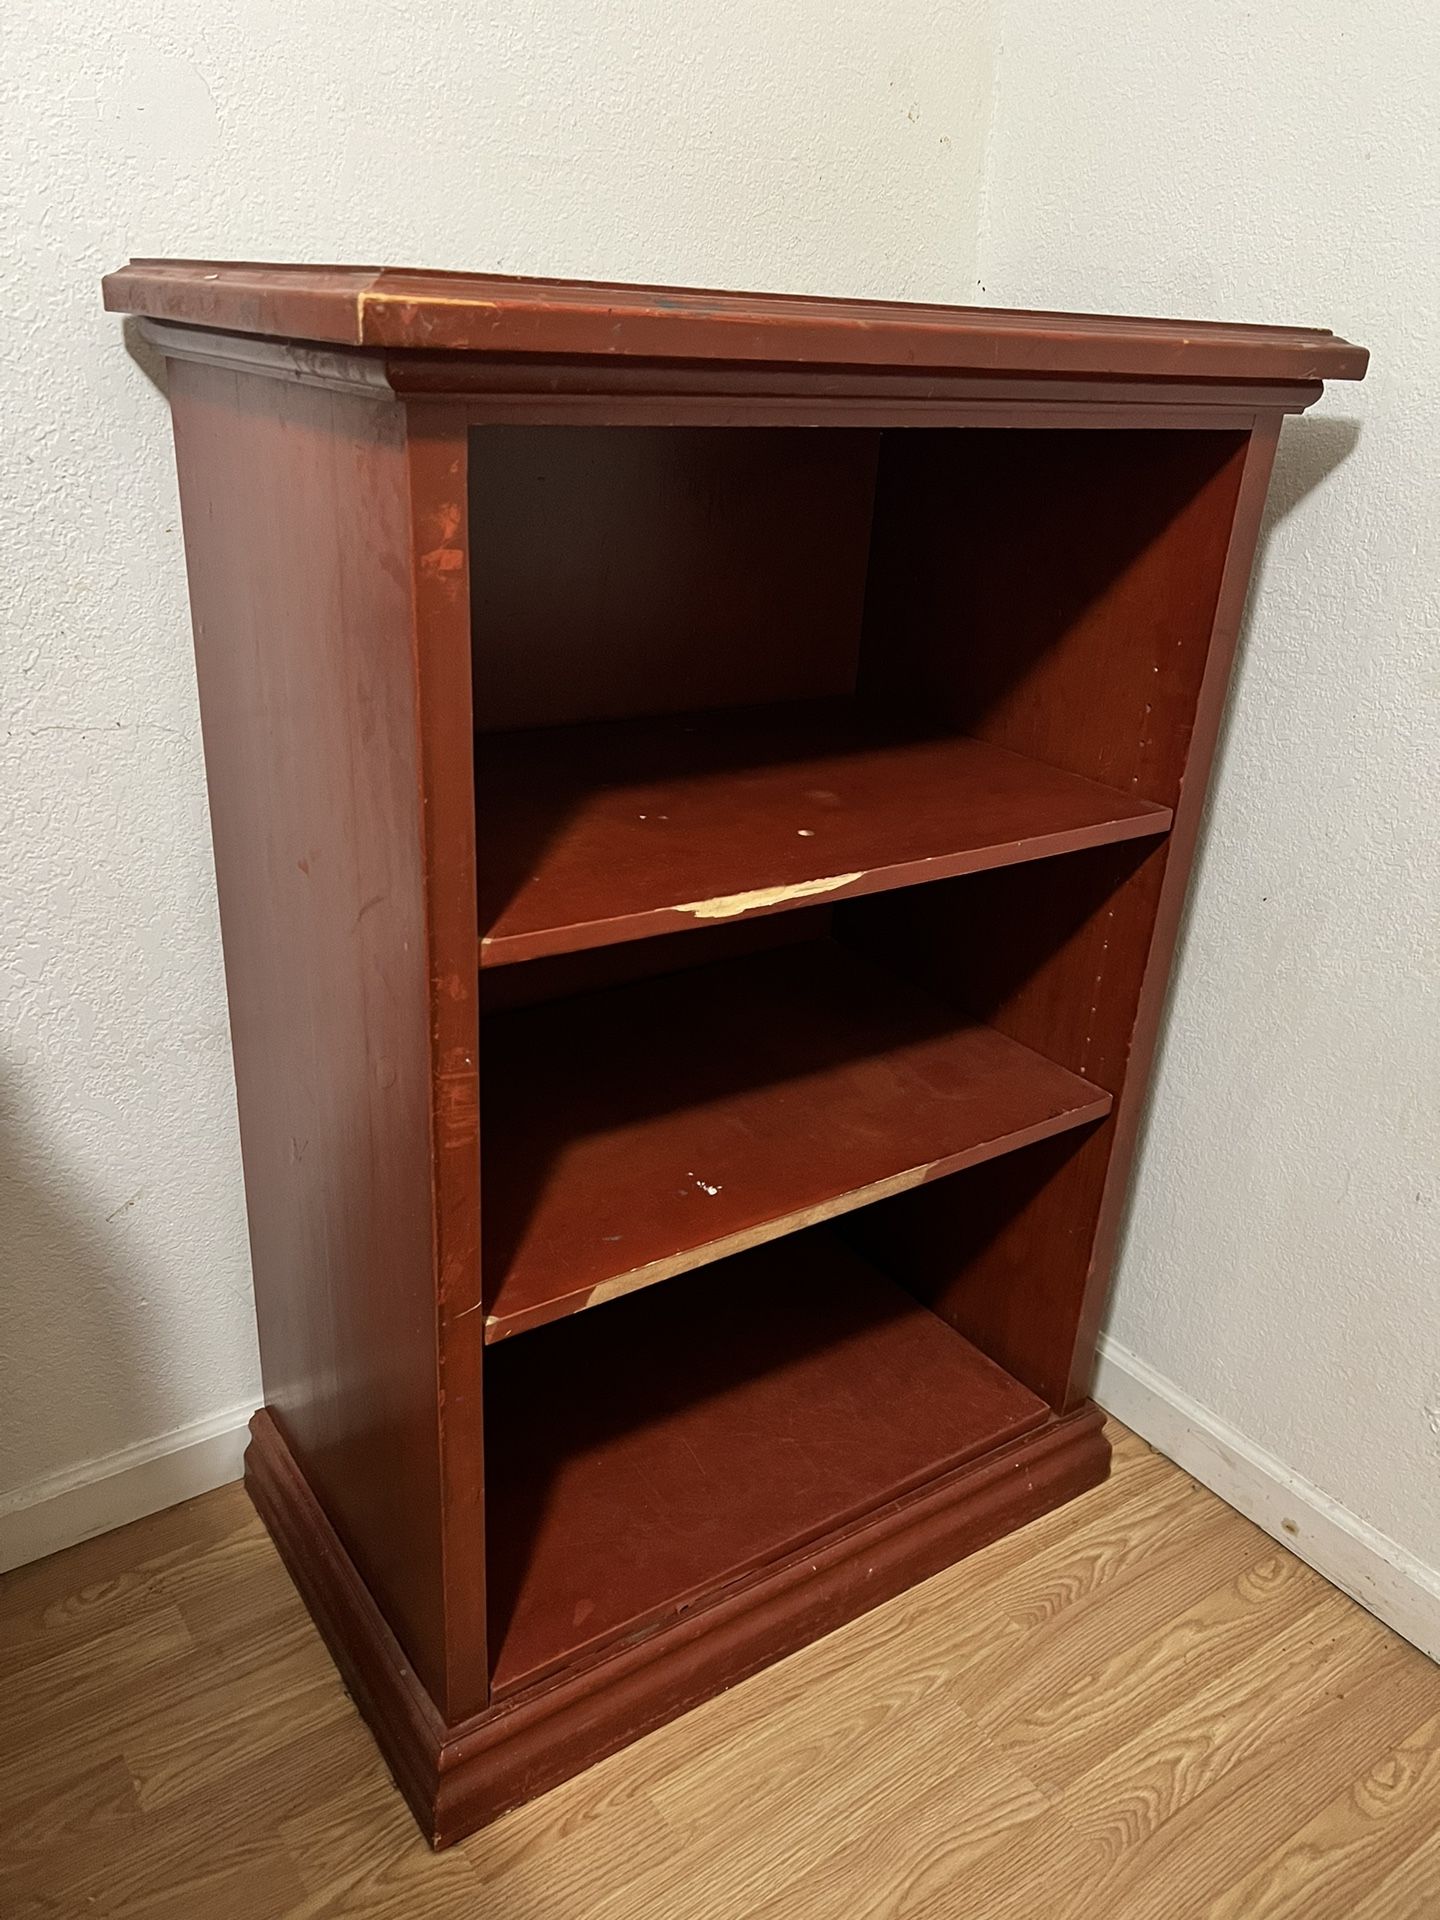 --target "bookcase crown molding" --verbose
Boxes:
[104,257,1368,385]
